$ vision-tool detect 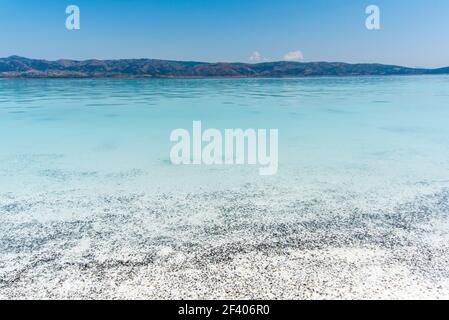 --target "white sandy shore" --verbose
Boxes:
[1,184,448,299]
